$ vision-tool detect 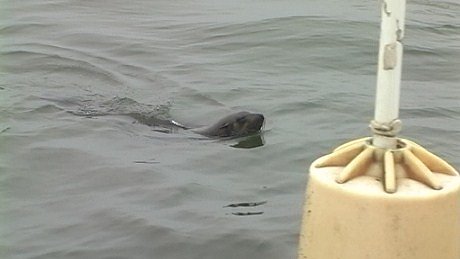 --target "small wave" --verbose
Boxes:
[1,47,123,86]
[30,104,64,114]
[0,23,55,34]
[49,95,175,129]
[401,106,460,119]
